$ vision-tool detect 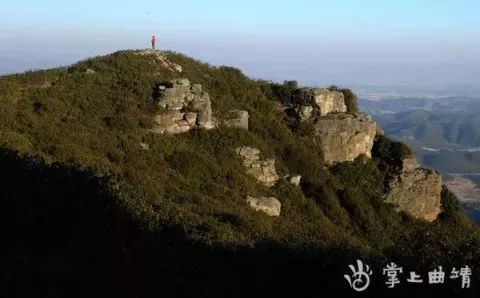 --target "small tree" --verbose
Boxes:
[270,80,298,105]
